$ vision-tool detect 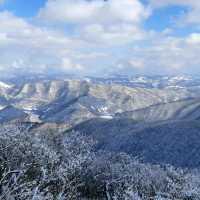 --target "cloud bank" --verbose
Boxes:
[0,0,200,77]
